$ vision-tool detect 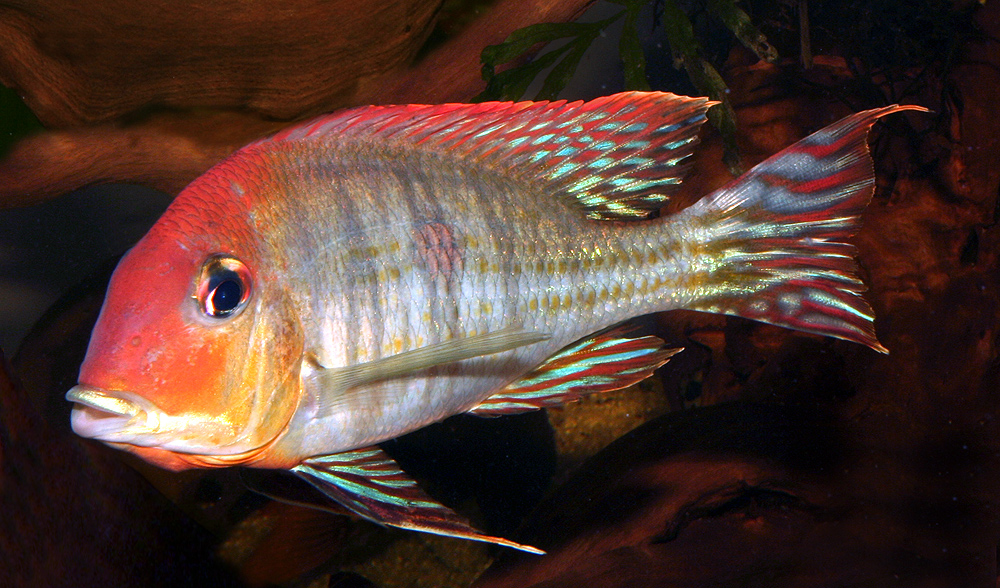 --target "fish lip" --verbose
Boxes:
[66,384,150,440]
[66,385,143,418]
